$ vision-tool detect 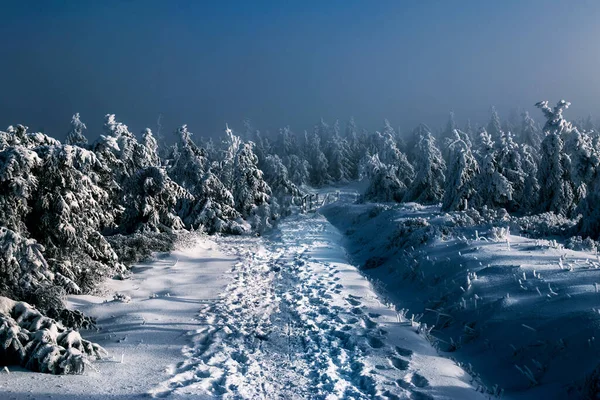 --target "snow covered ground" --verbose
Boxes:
[322,196,600,399]
[0,235,237,399]
[152,213,483,399]
[0,201,485,399]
